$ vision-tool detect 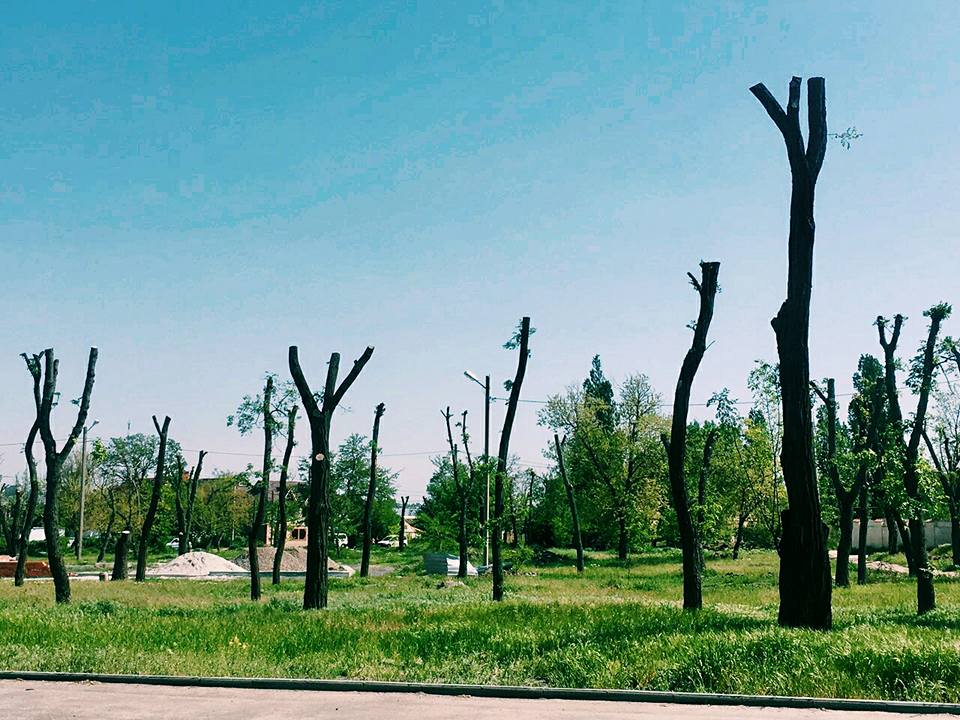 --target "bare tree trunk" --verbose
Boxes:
[111,528,130,580]
[616,517,628,561]
[663,262,719,611]
[554,434,584,573]
[249,377,274,601]
[136,415,171,582]
[493,317,531,602]
[23,348,98,604]
[272,407,297,585]
[290,345,374,609]
[184,451,205,554]
[751,76,832,629]
[173,458,187,557]
[15,420,41,587]
[878,307,949,614]
[857,481,869,585]
[360,403,386,578]
[398,496,409,551]
[732,512,747,560]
